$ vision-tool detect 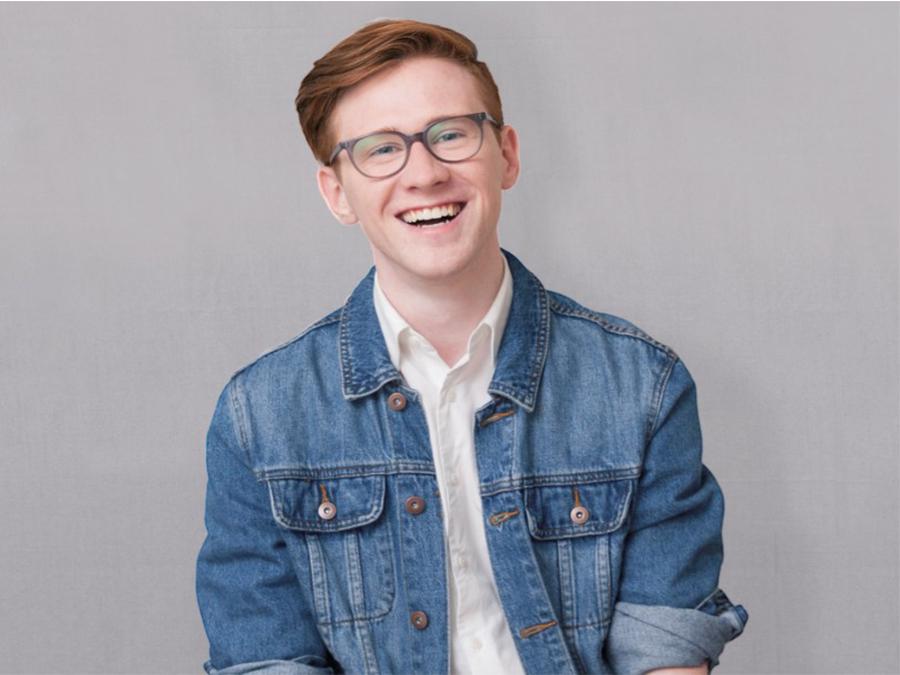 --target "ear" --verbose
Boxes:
[498,125,521,190]
[316,165,359,225]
